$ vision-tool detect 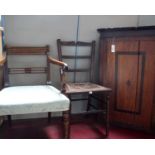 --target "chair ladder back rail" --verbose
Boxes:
[57,39,96,83]
[61,55,91,59]
[65,68,90,72]
[76,41,94,46]
[58,39,94,47]
[75,41,95,82]
[57,39,76,47]
[90,40,96,82]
